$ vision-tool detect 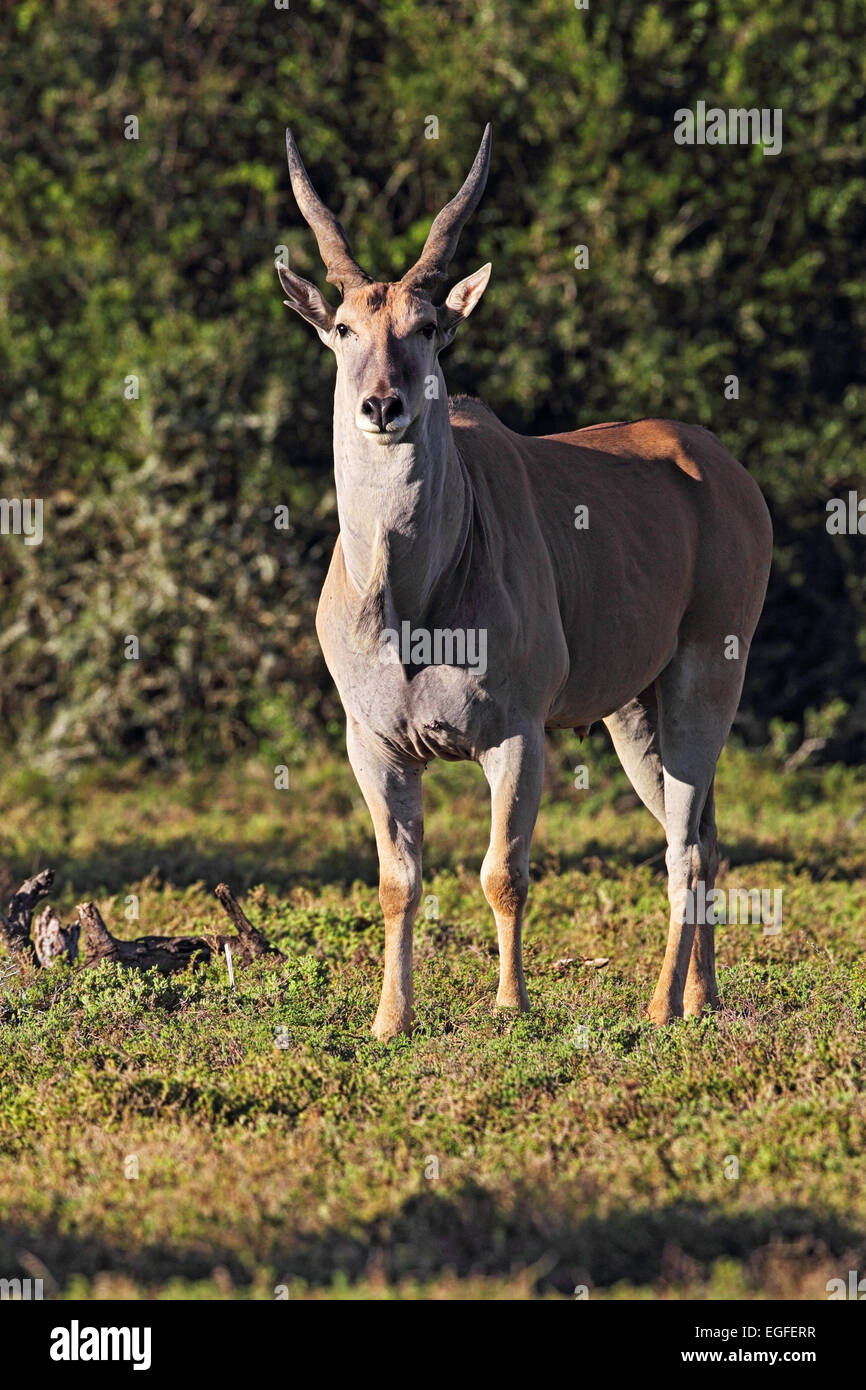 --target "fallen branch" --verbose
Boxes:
[0,869,54,964]
[33,904,79,967]
[213,882,276,958]
[77,883,282,975]
[77,902,212,972]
